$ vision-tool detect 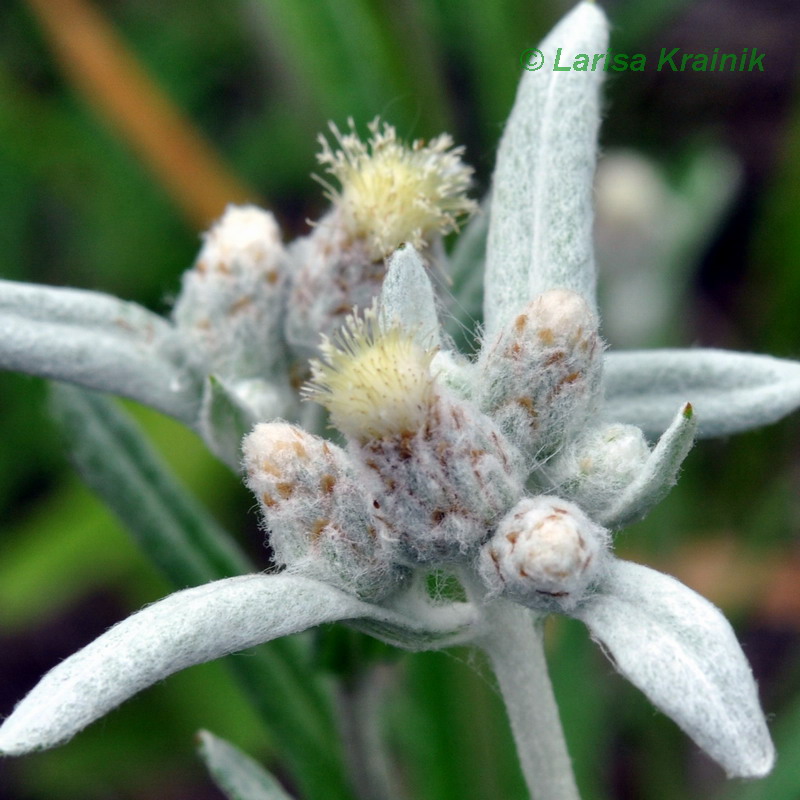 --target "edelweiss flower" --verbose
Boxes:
[2,3,800,798]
